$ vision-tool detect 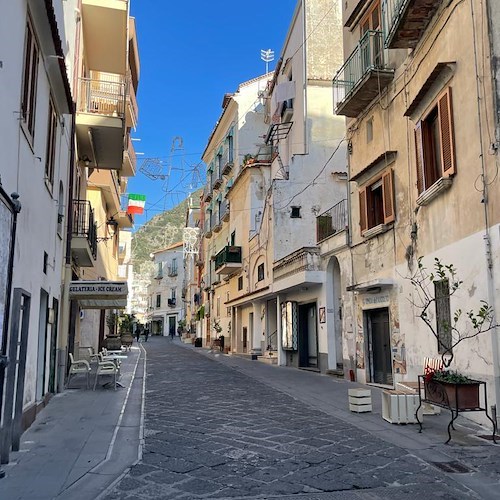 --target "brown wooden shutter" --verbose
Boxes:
[438,87,456,176]
[382,170,395,224]
[414,121,425,194]
[359,188,367,234]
